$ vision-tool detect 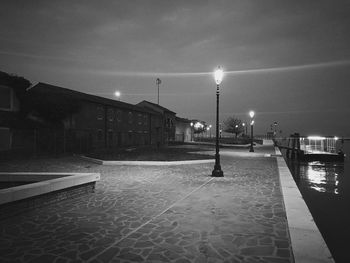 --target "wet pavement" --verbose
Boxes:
[0,145,294,262]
